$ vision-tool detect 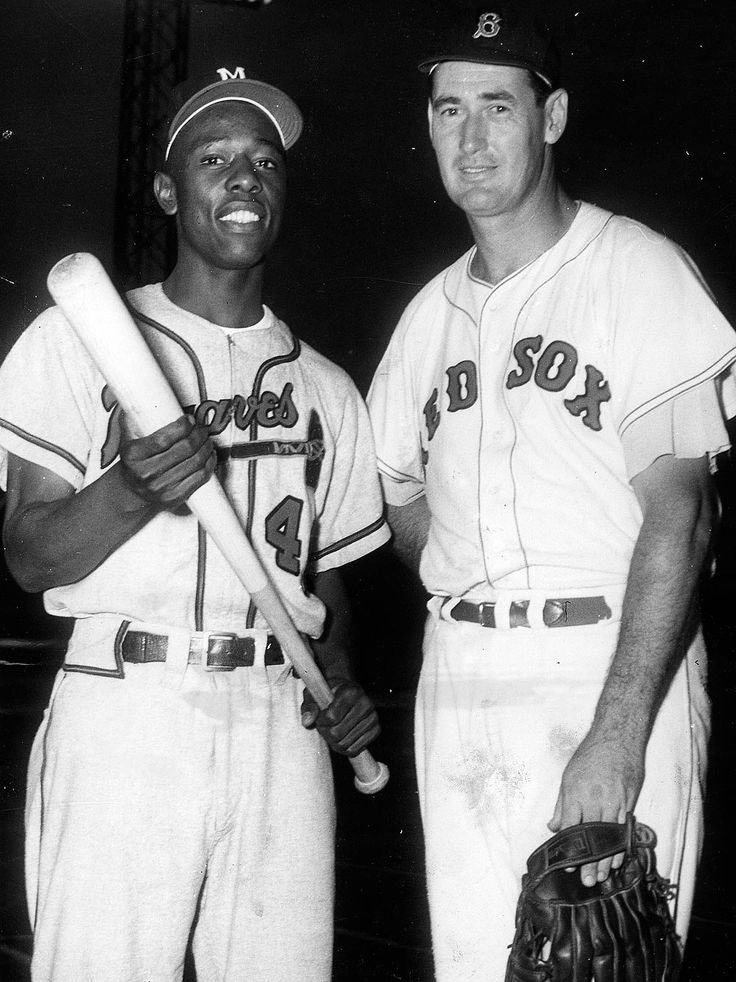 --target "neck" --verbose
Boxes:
[468,175,577,286]
[162,262,266,329]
